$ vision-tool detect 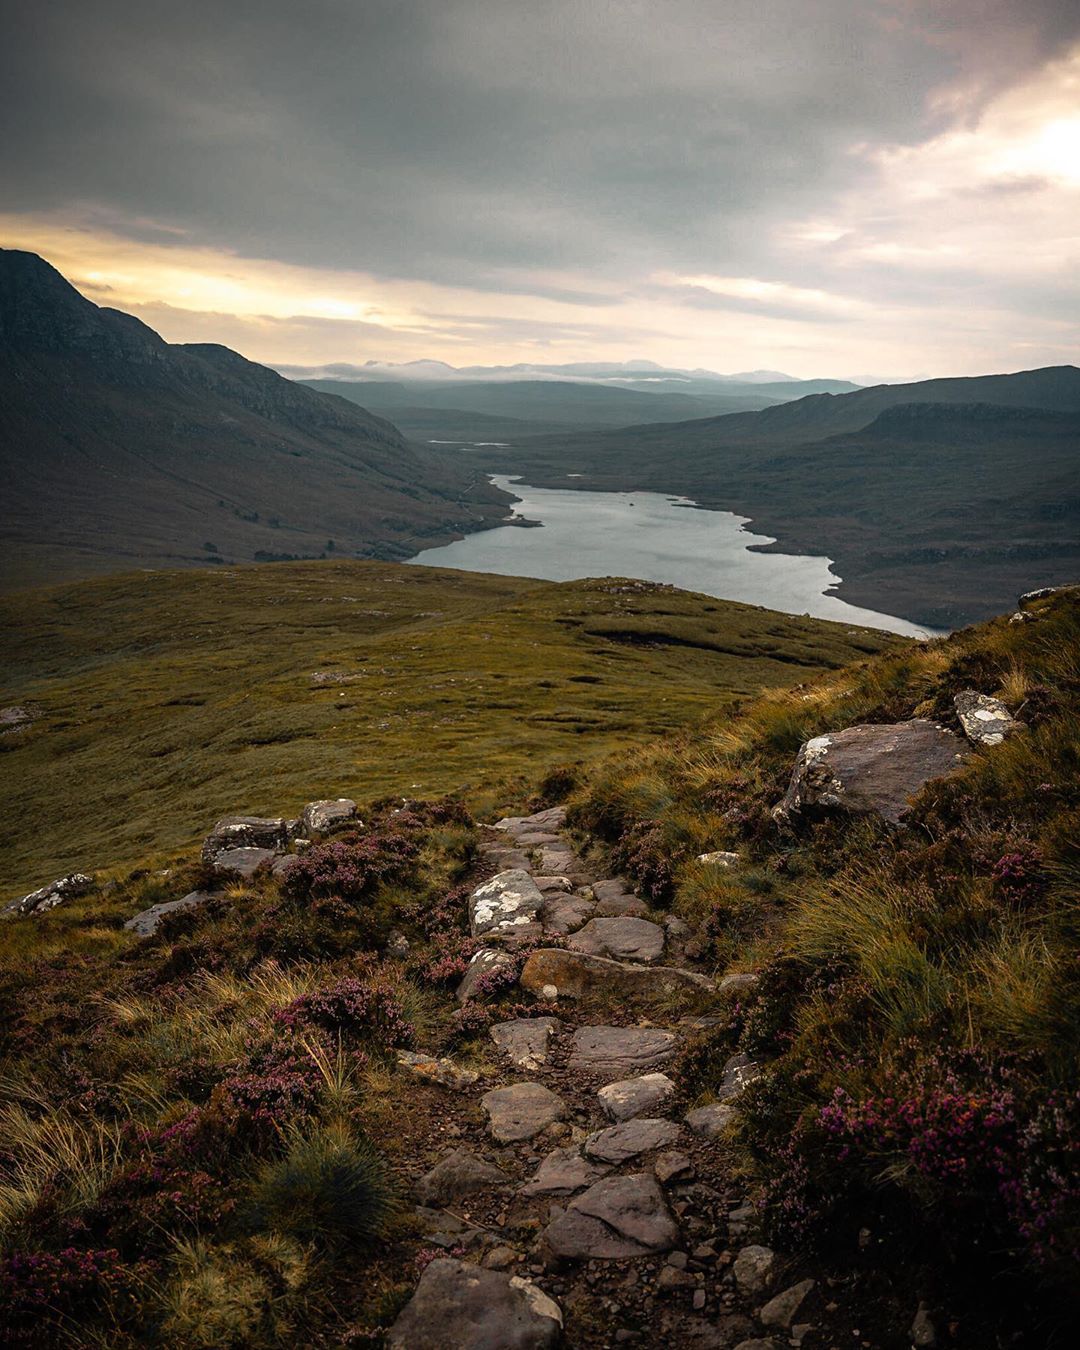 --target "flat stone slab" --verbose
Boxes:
[568,1026,679,1077]
[490,1017,559,1070]
[521,1145,612,1196]
[593,896,650,918]
[415,1149,511,1207]
[470,870,544,937]
[954,690,1020,746]
[481,1082,566,1142]
[495,807,567,835]
[124,890,211,936]
[597,1073,676,1122]
[457,947,516,1003]
[212,846,278,877]
[544,1173,680,1259]
[387,1257,562,1349]
[520,949,711,1002]
[591,878,634,903]
[568,917,665,964]
[480,846,534,872]
[513,831,563,847]
[583,1118,681,1163]
[540,894,595,934]
[539,845,578,875]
